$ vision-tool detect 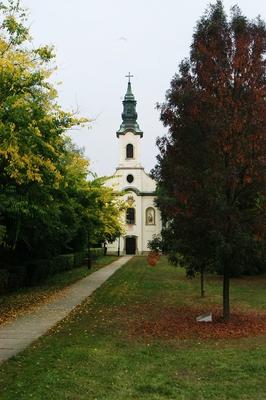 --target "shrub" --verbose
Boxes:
[90,248,104,257]
[27,259,49,285]
[0,269,9,294]
[74,251,85,268]
[8,265,28,290]
[53,254,74,273]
